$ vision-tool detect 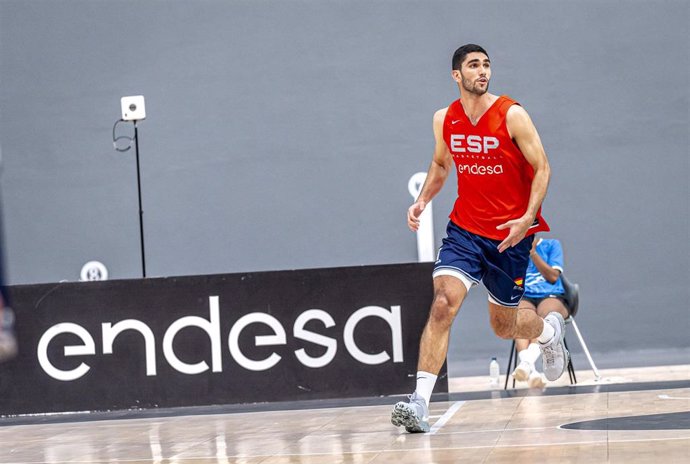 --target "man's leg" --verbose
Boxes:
[488,302,544,340]
[482,234,568,382]
[514,298,537,353]
[391,275,468,433]
[417,275,468,377]
[515,297,570,387]
[488,302,567,381]
[512,300,541,383]
[535,297,569,320]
